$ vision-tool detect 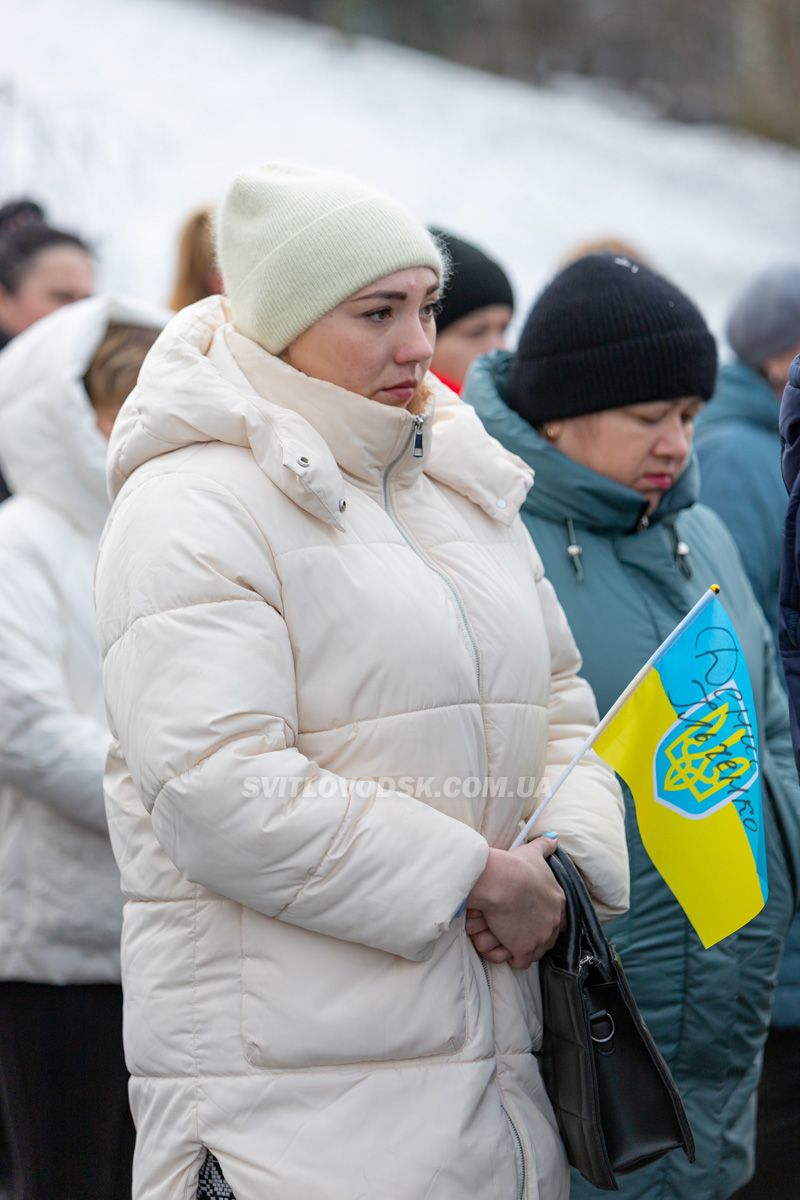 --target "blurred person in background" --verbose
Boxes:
[695,264,800,641]
[0,187,40,1200]
[694,265,800,1200]
[0,297,165,1200]
[95,162,628,1199]
[767,348,800,1200]
[429,227,514,392]
[464,253,800,1200]
[0,214,94,502]
[0,220,93,351]
[561,235,649,265]
[0,199,45,238]
[779,352,800,789]
[168,204,223,310]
